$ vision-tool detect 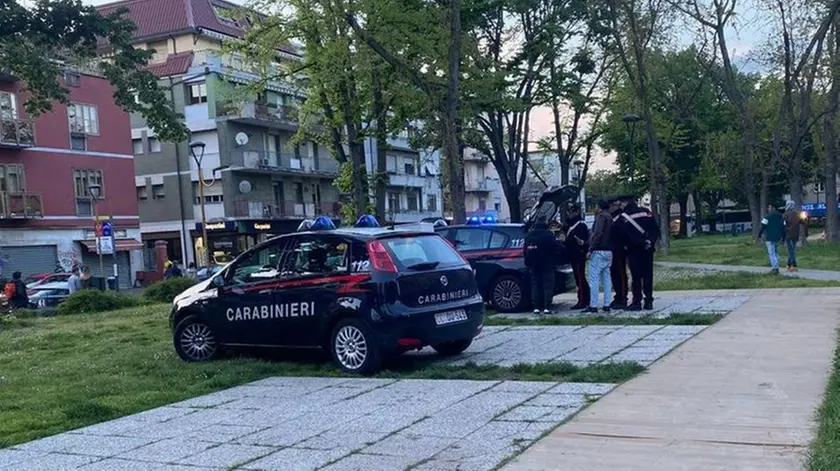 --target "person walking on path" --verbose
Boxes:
[564,204,590,310]
[608,198,629,309]
[524,215,564,314]
[583,200,614,314]
[67,267,83,294]
[759,204,784,274]
[617,195,661,311]
[7,271,28,309]
[782,200,801,271]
